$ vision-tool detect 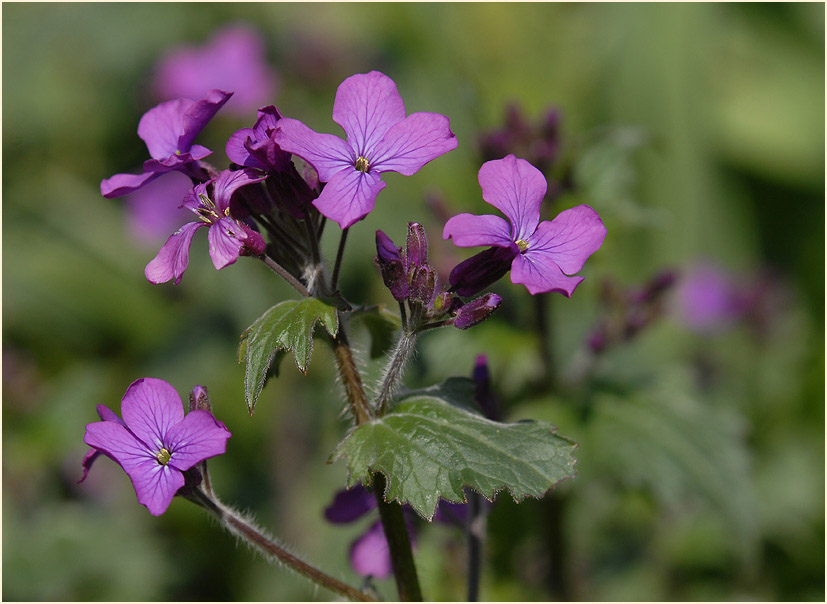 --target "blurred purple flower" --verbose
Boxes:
[145,168,266,284]
[82,378,231,516]
[674,263,742,333]
[444,155,606,296]
[124,170,194,247]
[274,71,458,228]
[101,90,232,198]
[154,25,278,116]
